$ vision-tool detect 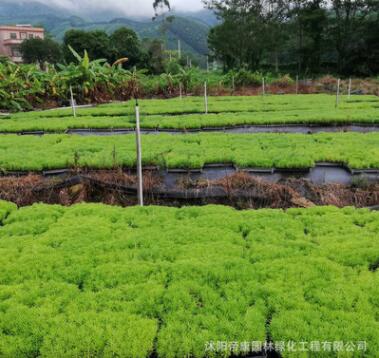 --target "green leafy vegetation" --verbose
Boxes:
[0,200,16,223]
[0,202,378,357]
[5,95,379,132]
[0,132,378,171]
[207,0,379,76]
